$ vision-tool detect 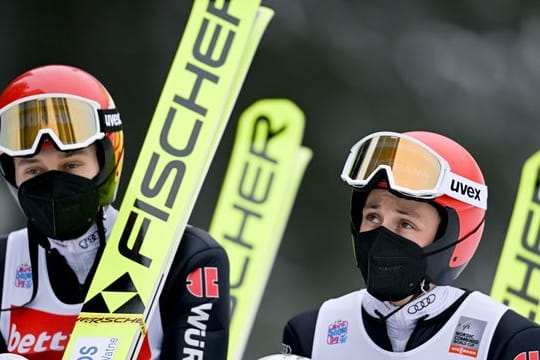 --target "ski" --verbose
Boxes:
[209,99,312,360]
[62,1,273,359]
[491,150,540,324]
